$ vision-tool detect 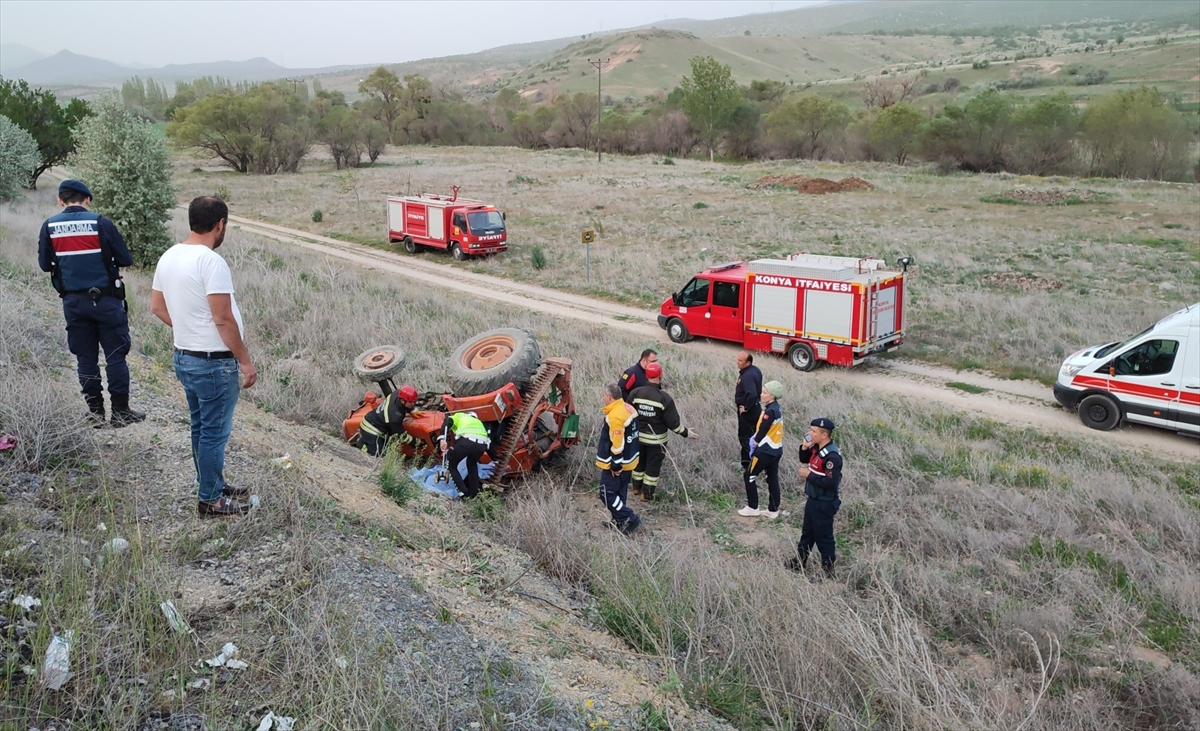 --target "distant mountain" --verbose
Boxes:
[0,43,48,74]
[7,49,133,85]
[5,50,366,87]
